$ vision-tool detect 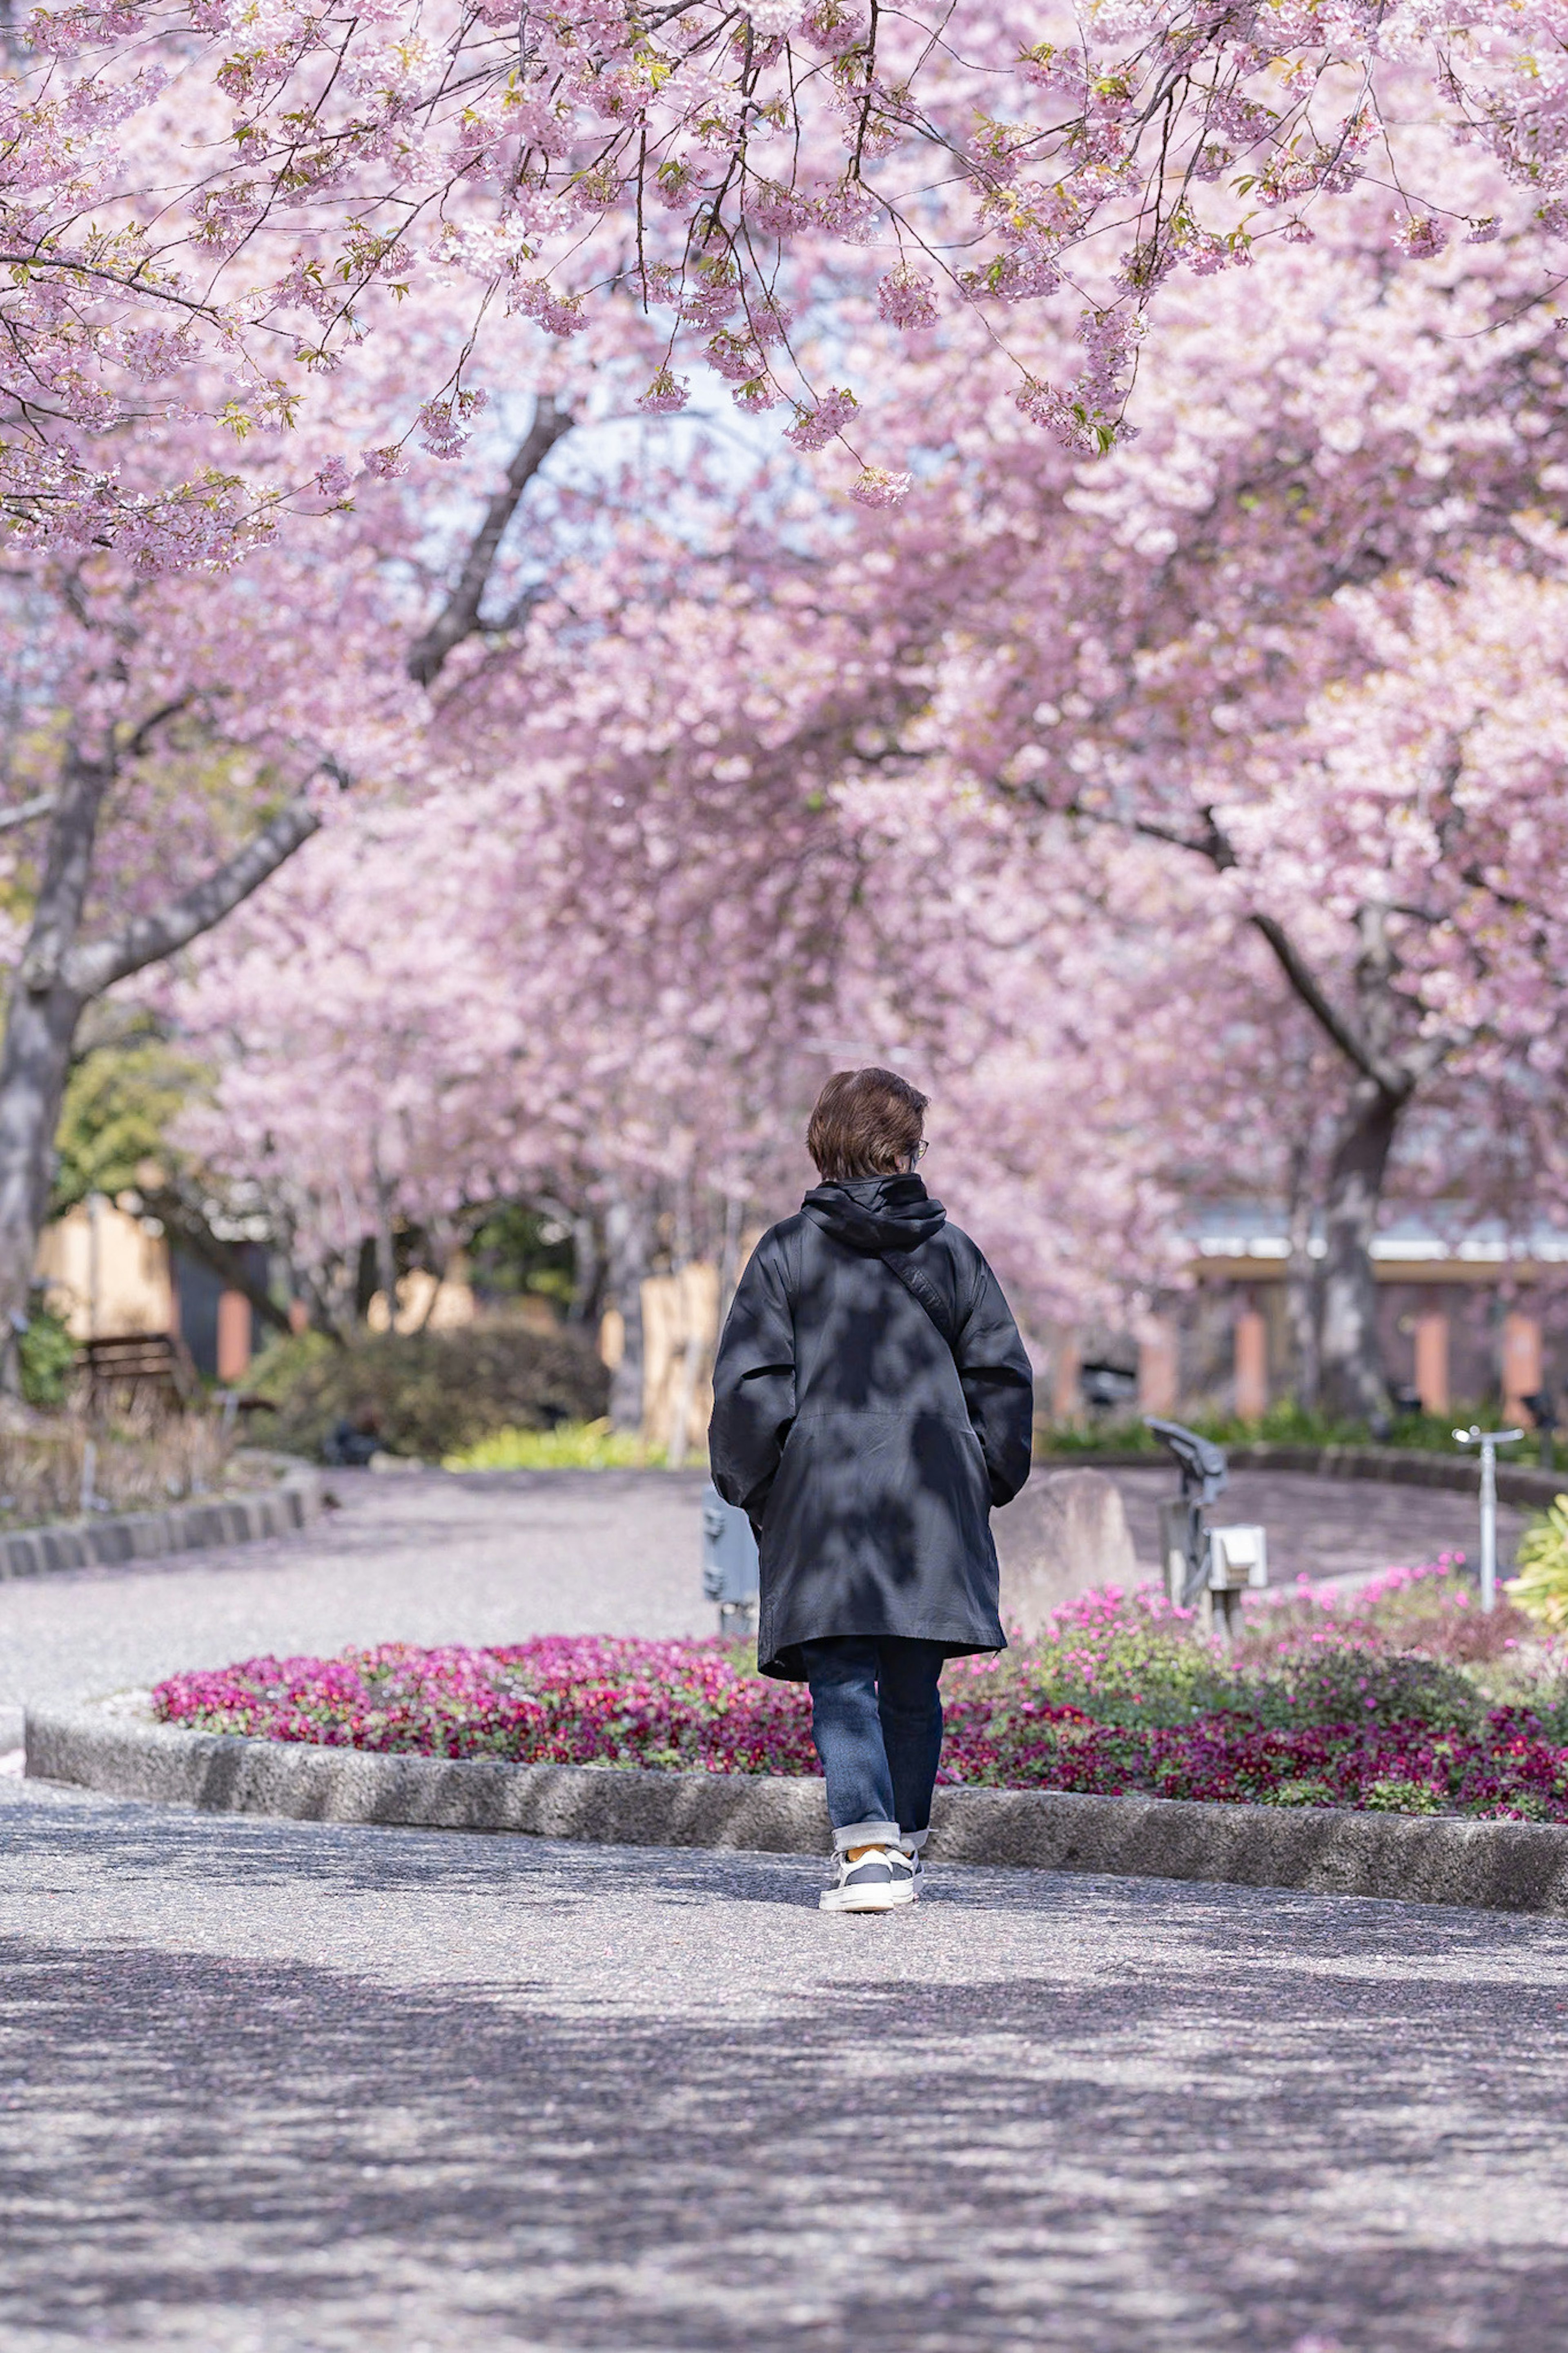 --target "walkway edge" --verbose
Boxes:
[25,1698,1568,1914]
[1037,1441,1564,1510]
[0,1467,325,1582]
